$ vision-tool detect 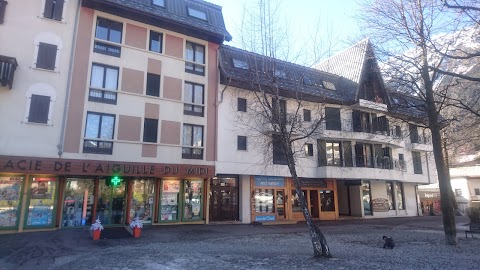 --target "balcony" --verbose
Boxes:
[0,55,17,89]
